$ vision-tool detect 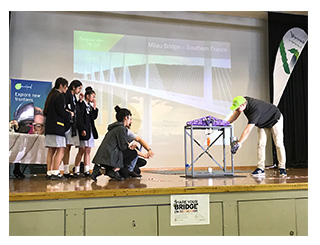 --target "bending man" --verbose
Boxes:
[228,96,287,177]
